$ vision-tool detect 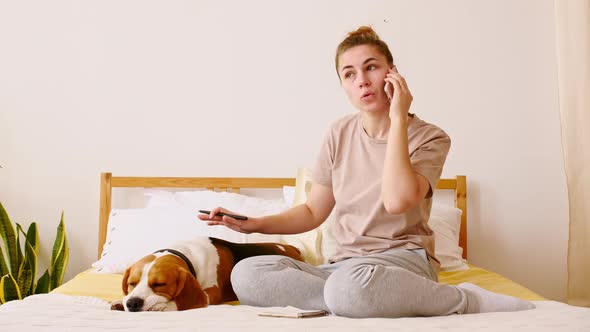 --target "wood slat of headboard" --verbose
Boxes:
[98,173,112,259]
[110,177,295,188]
